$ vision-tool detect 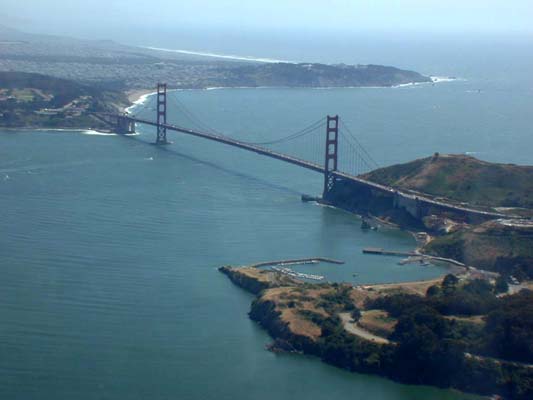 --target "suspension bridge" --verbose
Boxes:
[99,83,513,222]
